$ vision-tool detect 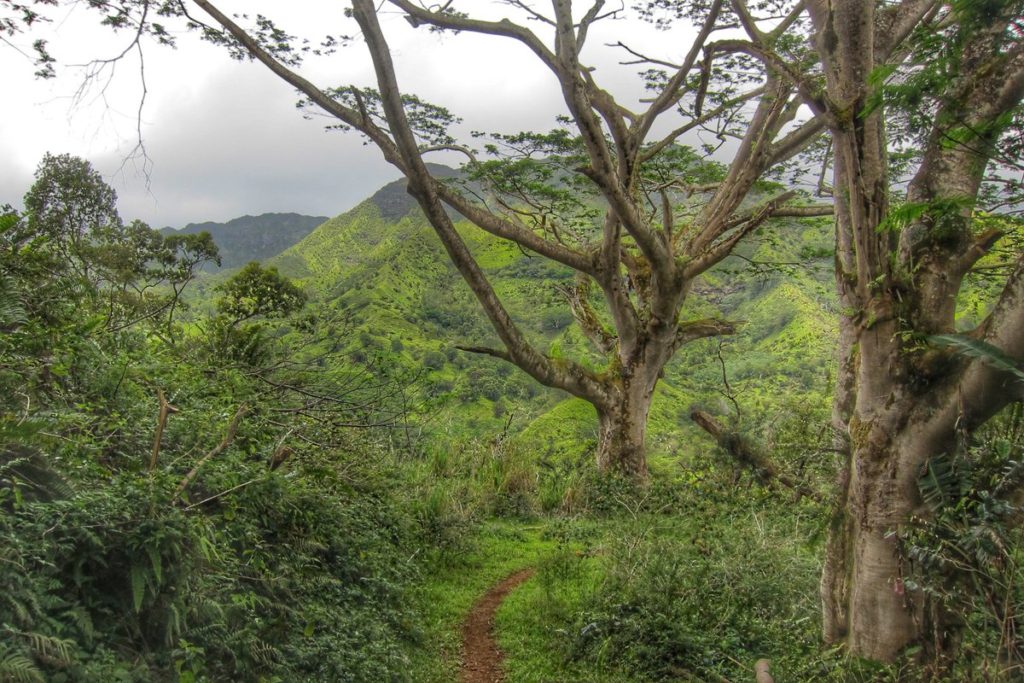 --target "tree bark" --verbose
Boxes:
[595,379,653,479]
[804,0,1024,663]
